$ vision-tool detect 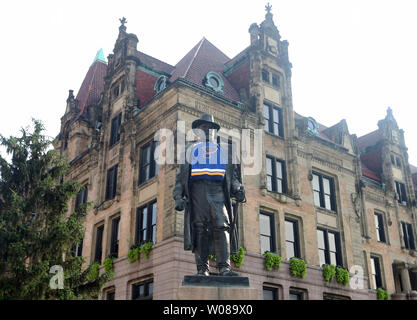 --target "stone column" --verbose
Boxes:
[400,265,412,292]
